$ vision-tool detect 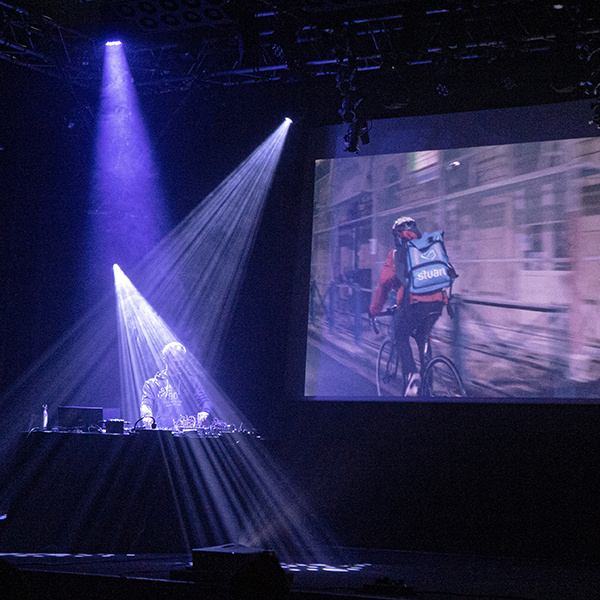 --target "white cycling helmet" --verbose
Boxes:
[392,216,417,232]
